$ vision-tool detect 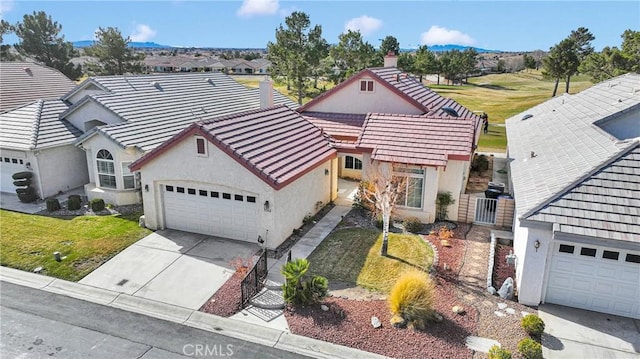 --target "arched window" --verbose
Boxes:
[96,149,116,189]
